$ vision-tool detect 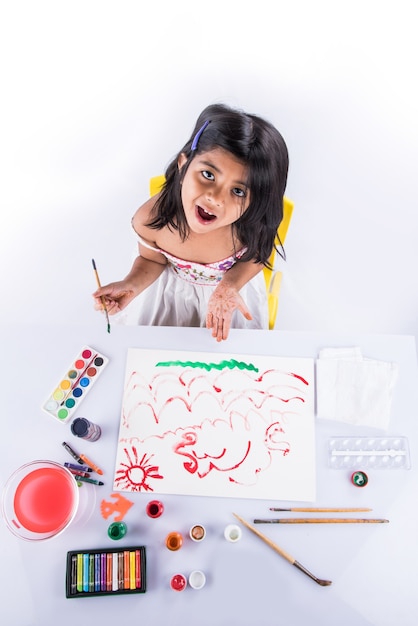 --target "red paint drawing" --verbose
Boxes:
[113,349,316,502]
